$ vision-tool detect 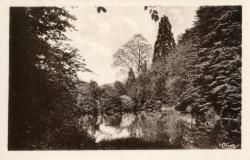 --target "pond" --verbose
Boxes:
[78,108,200,149]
